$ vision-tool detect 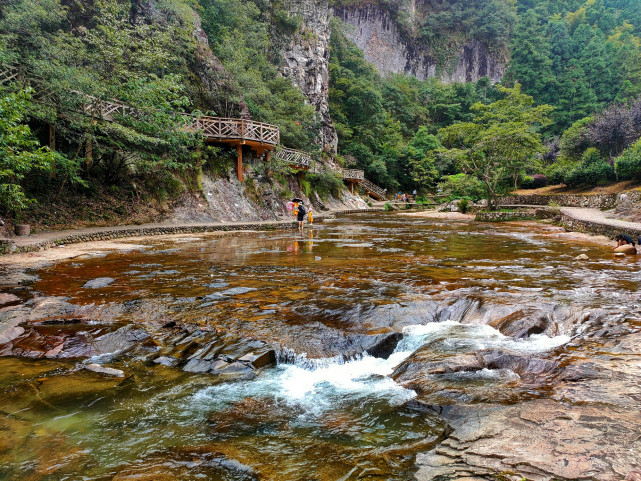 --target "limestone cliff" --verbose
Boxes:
[333,3,506,84]
[279,0,338,154]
